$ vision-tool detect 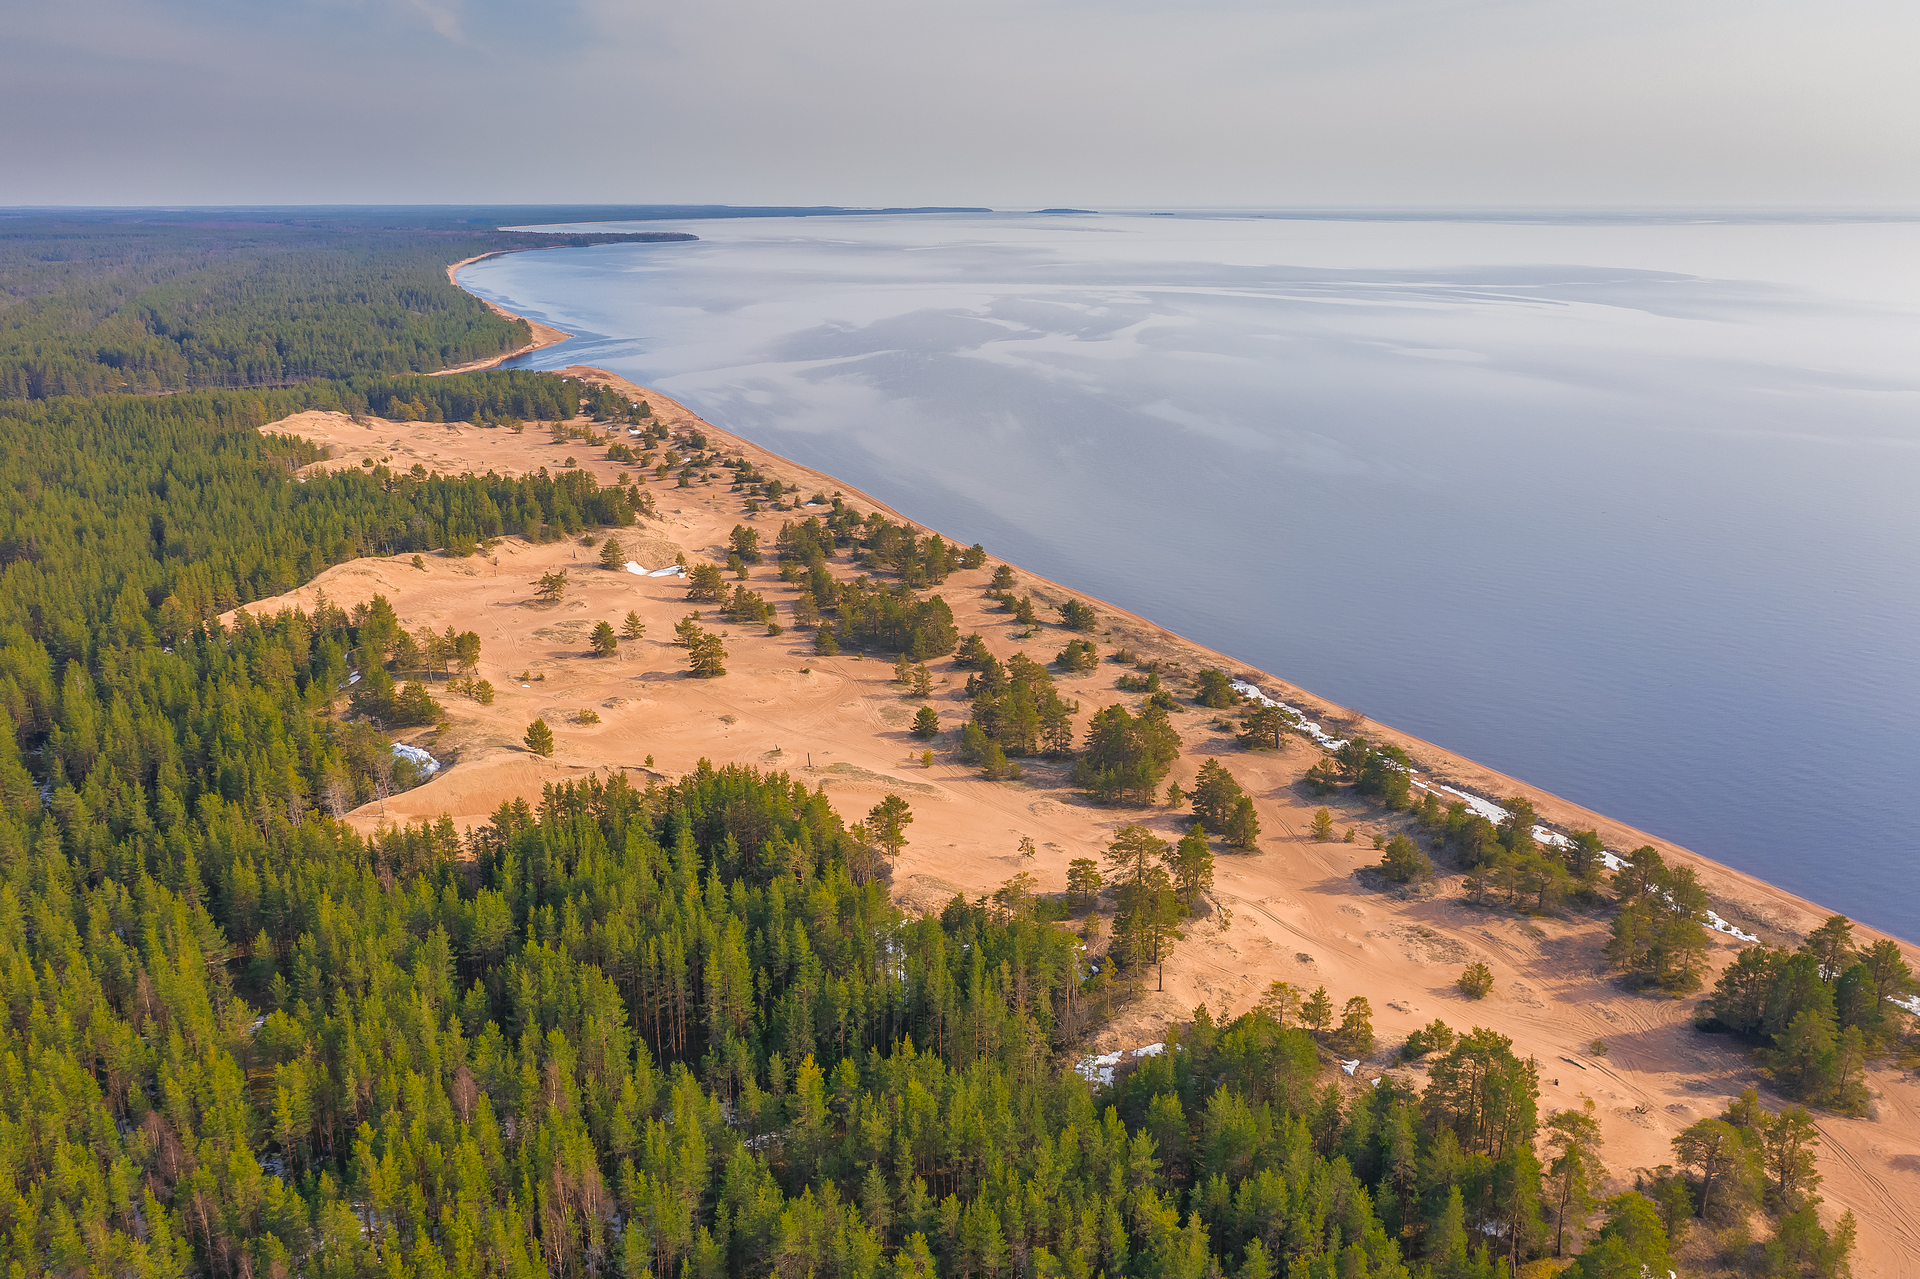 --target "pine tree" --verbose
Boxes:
[1333,996,1374,1056]
[911,707,940,739]
[689,630,728,678]
[599,537,624,569]
[622,610,645,640]
[868,795,913,858]
[1546,1099,1606,1256]
[1311,807,1335,841]
[590,620,618,657]
[1166,824,1214,909]
[1380,834,1430,882]
[1067,858,1103,910]
[1302,986,1334,1035]
[524,718,555,756]
[1223,795,1261,850]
